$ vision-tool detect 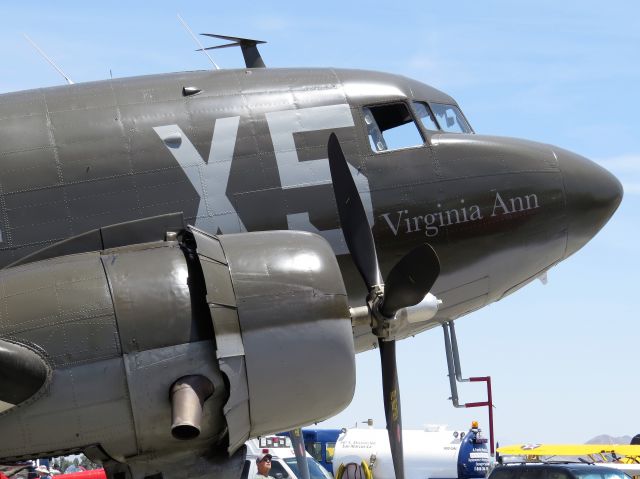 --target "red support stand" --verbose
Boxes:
[463,376,494,455]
